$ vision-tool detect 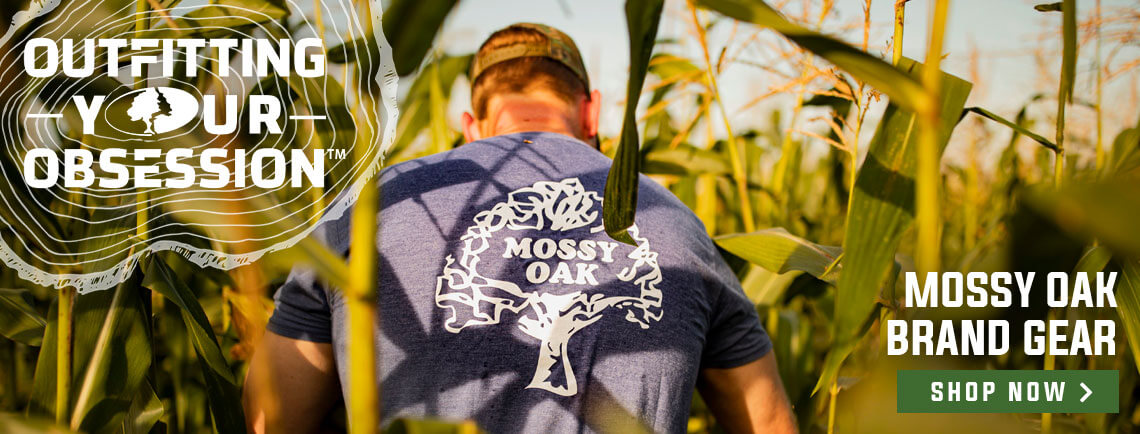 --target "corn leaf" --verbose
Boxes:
[715,228,842,284]
[1109,126,1140,176]
[641,143,731,176]
[694,0,931,114]
[0,288,46,346]
[66,277,153,433]
[648,53,706,86]
[143,258,245,434]
[28,299,62,419]
[1023,181,1140,258]
[1073,246,1113,277]
[963,107,1058,152]
[814,58,971,394]
[382,0,460,76]
[27,208,150,429]
[604,0,665,245]
[124,379,164,434]
[0,152,68,258]
[0,412,75,433]
[1113,259,1140,374]
[386,55,472,160]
